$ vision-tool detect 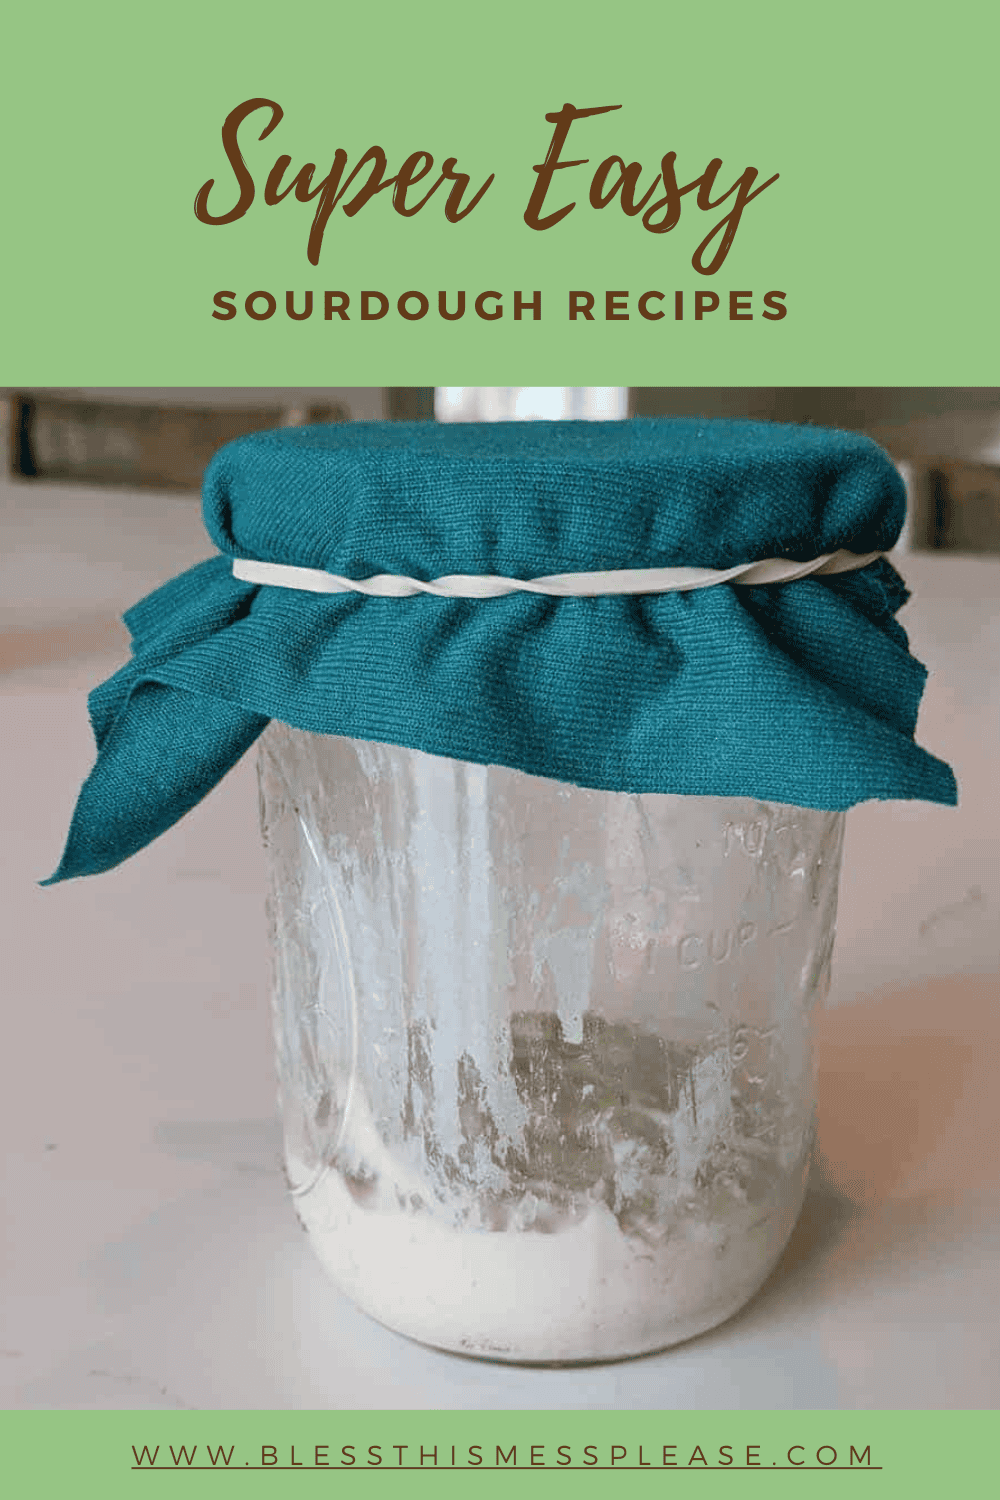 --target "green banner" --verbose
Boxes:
[3,0,998,384]
[1,1410,994,1497]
